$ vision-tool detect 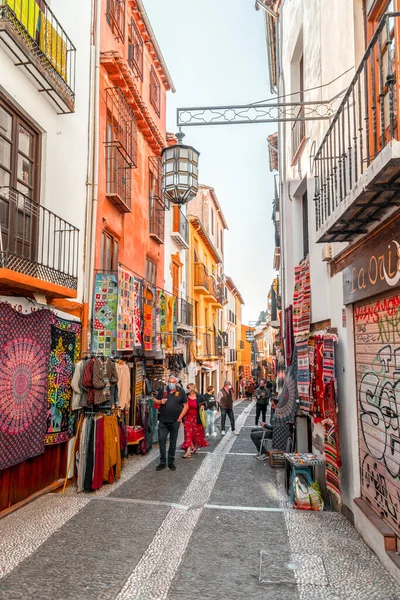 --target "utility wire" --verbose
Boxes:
[250,66,354,106]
